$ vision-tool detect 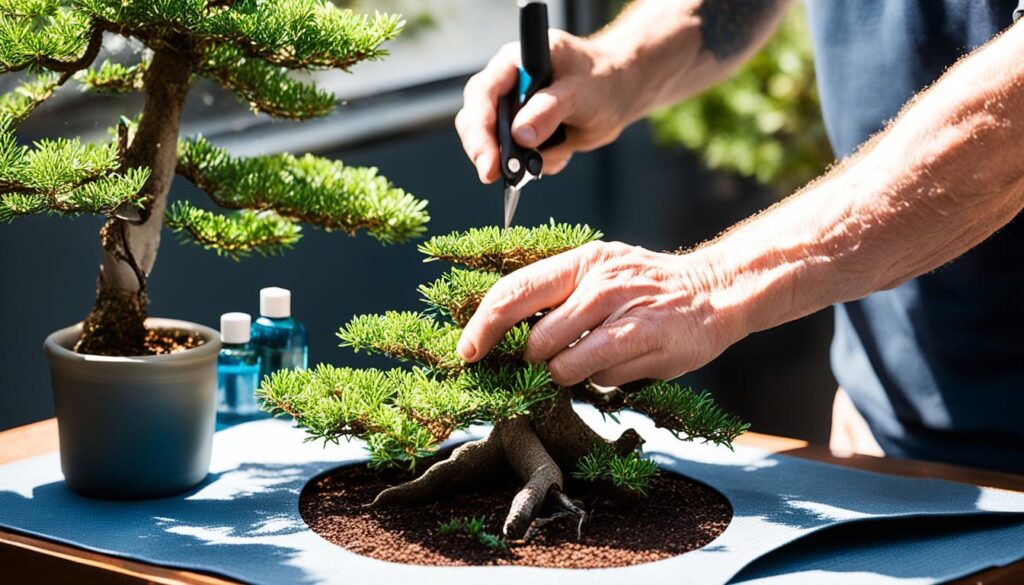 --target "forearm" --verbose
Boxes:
[701,24,1024,337]
[592,0,790,122]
